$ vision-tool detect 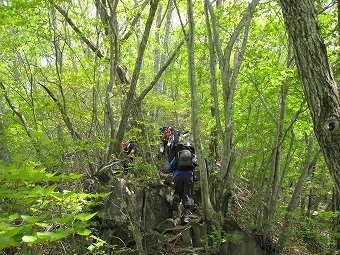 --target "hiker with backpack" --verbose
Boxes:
[159,125,171,156]
[122,140,138,173]
[168,123,181,162]
[167,140,198,224]
[122,140,137,157]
